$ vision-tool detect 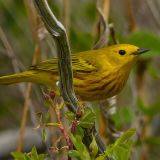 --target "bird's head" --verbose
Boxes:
[104,44,149,69]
